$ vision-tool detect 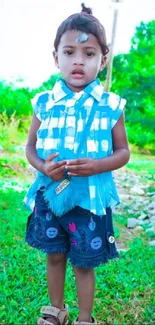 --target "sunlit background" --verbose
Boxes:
[1,2,155,324]
[0,0,155,87]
